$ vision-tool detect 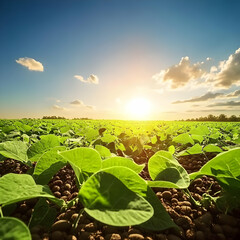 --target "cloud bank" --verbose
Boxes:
[16,57,44,71]
[153,57,205,89]
[153,47,240,90]
[208,101,240,107]
[172,89,240,104]
[74,74,99,84]
[172,92,224,104]
[207,48,240,88]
